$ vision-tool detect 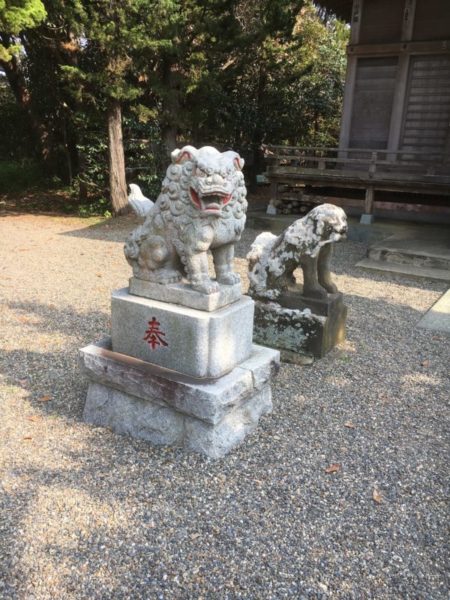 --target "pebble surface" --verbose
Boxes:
[0,213,449,599]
